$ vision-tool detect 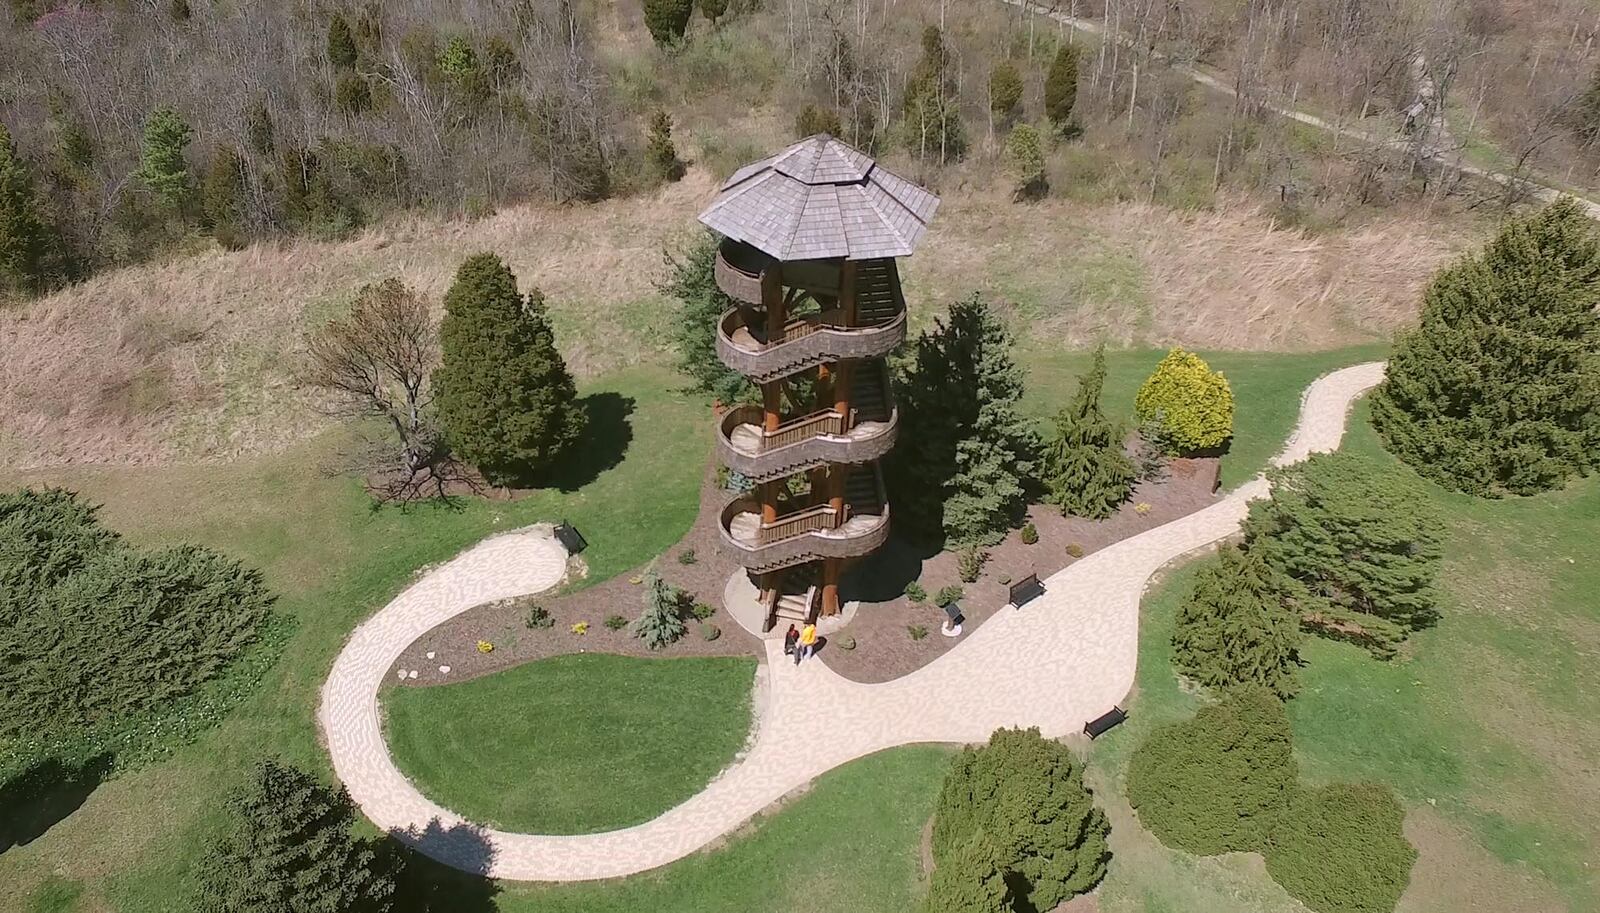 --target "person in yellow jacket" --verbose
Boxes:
[796,622,818,665]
